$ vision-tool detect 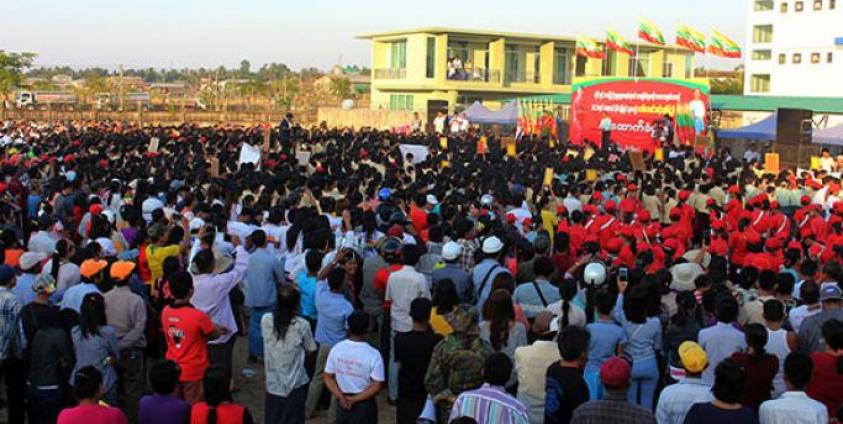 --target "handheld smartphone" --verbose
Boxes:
[618,267,629,282]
